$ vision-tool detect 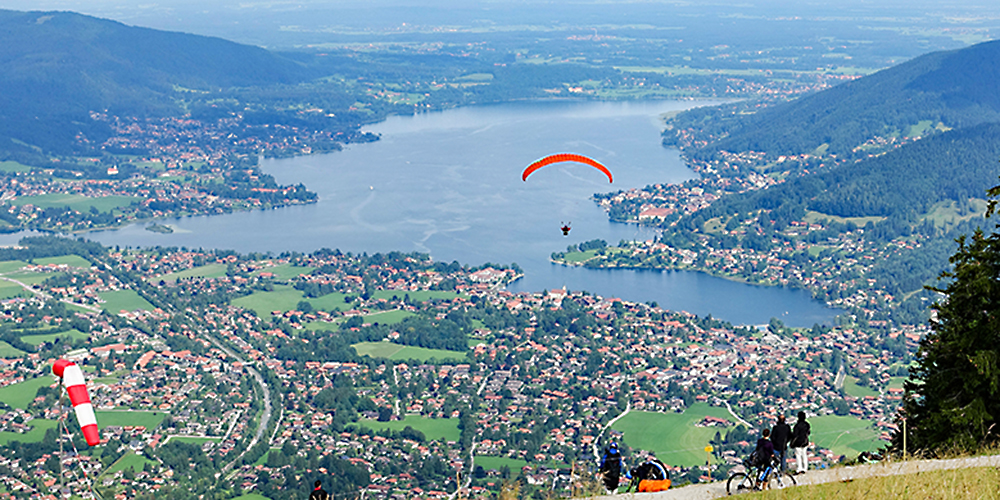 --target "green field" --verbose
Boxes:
[99,290,155,313]
[0,341,26,357]
[371,290,464,302]
[0,376,56,409]
[103,451,157,476]
[20,328,88,346]
[232,285,356,317]
[4,270,59,287]
[0,418,57,446]
[843,376,879,398]
[0,260,29,273]
[809,415,882,458]
[305,309,414,330]
[561,250,600,264]
[254,264,315,280]
[475,456,529,473]
[361,415,461,442]
[611,403,739,467]
[922,199,988,229]
[804,210,886,227]
[161,263,228,281]
[352,342,468,362]
[360,310,415,325]
[168,436,221,445]
[95,410,167,430]
[32,255,93,268]
[0,161,32,173]
[0,279,30,299]
[11,194,140,213]
[229,494,273,500]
